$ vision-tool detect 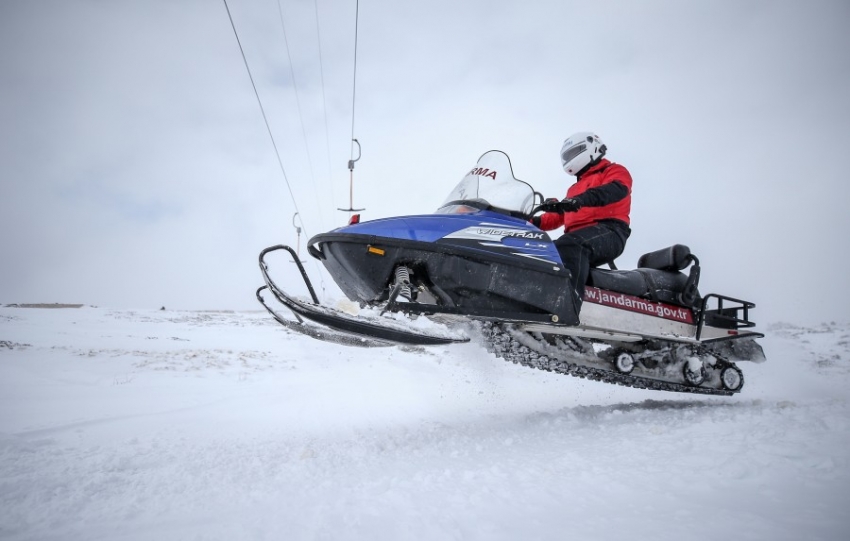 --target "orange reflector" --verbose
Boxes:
[367,245,385,256]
